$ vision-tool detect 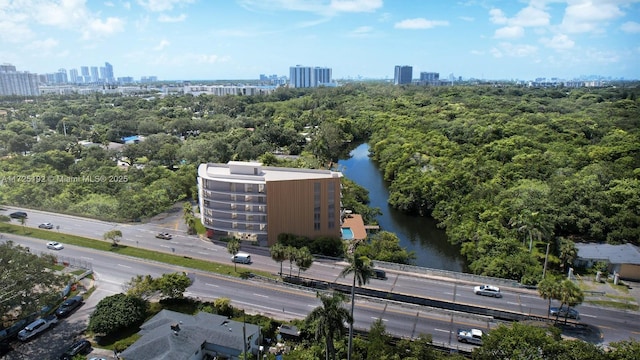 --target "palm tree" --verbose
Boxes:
[340,252,374,360]
[270,243,287,278]
[227,238,240,271]
[558,237,578,273]
[537,277,560,319]
[306,291,352,360]
[295,247,314,277]
[556,279,584,324]
[286,246,299,278]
